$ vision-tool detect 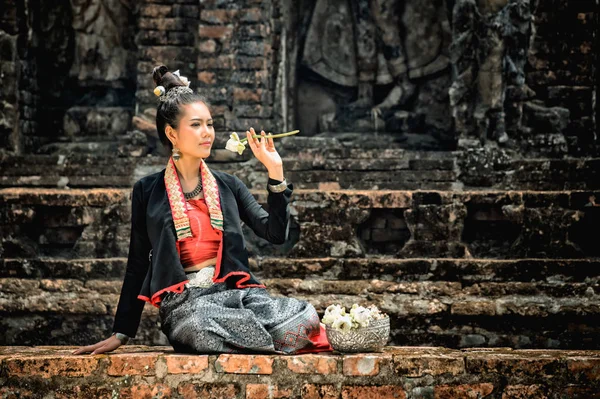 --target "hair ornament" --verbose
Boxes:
[158,85,194,102]
[173,70,191,87]
[154,85,166,97]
